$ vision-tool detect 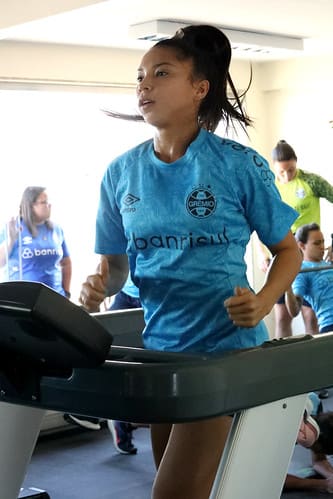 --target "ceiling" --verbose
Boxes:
[1,0,333,61]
